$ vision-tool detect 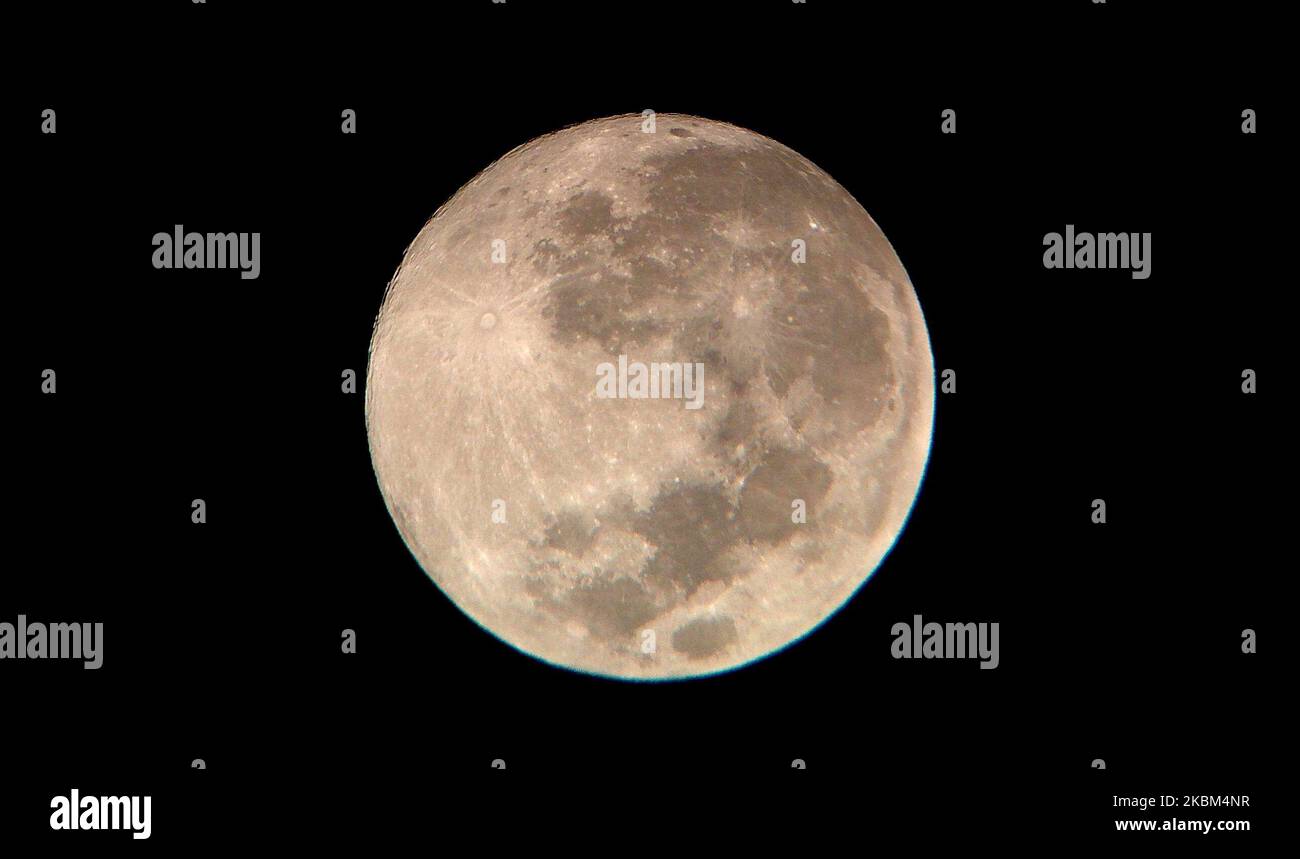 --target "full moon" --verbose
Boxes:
[366,114,934,680]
